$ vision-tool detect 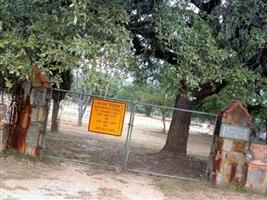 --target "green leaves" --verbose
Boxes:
[73,15,78,25]
[144,4,226,93]
[0,0,132,89]
[0,32,34,88]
